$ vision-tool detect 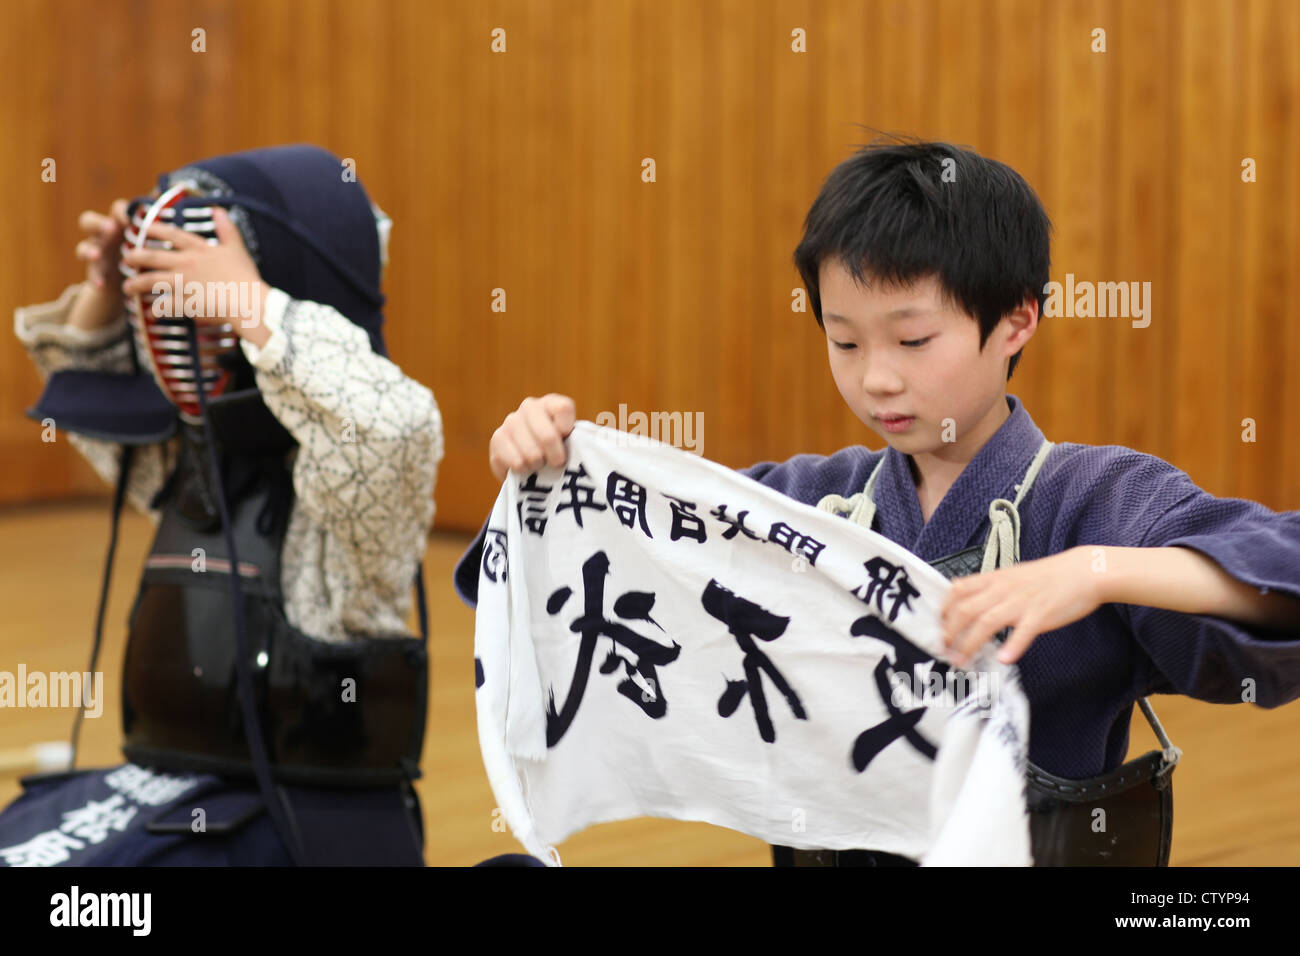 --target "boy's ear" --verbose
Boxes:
[1003,295,1039,352]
